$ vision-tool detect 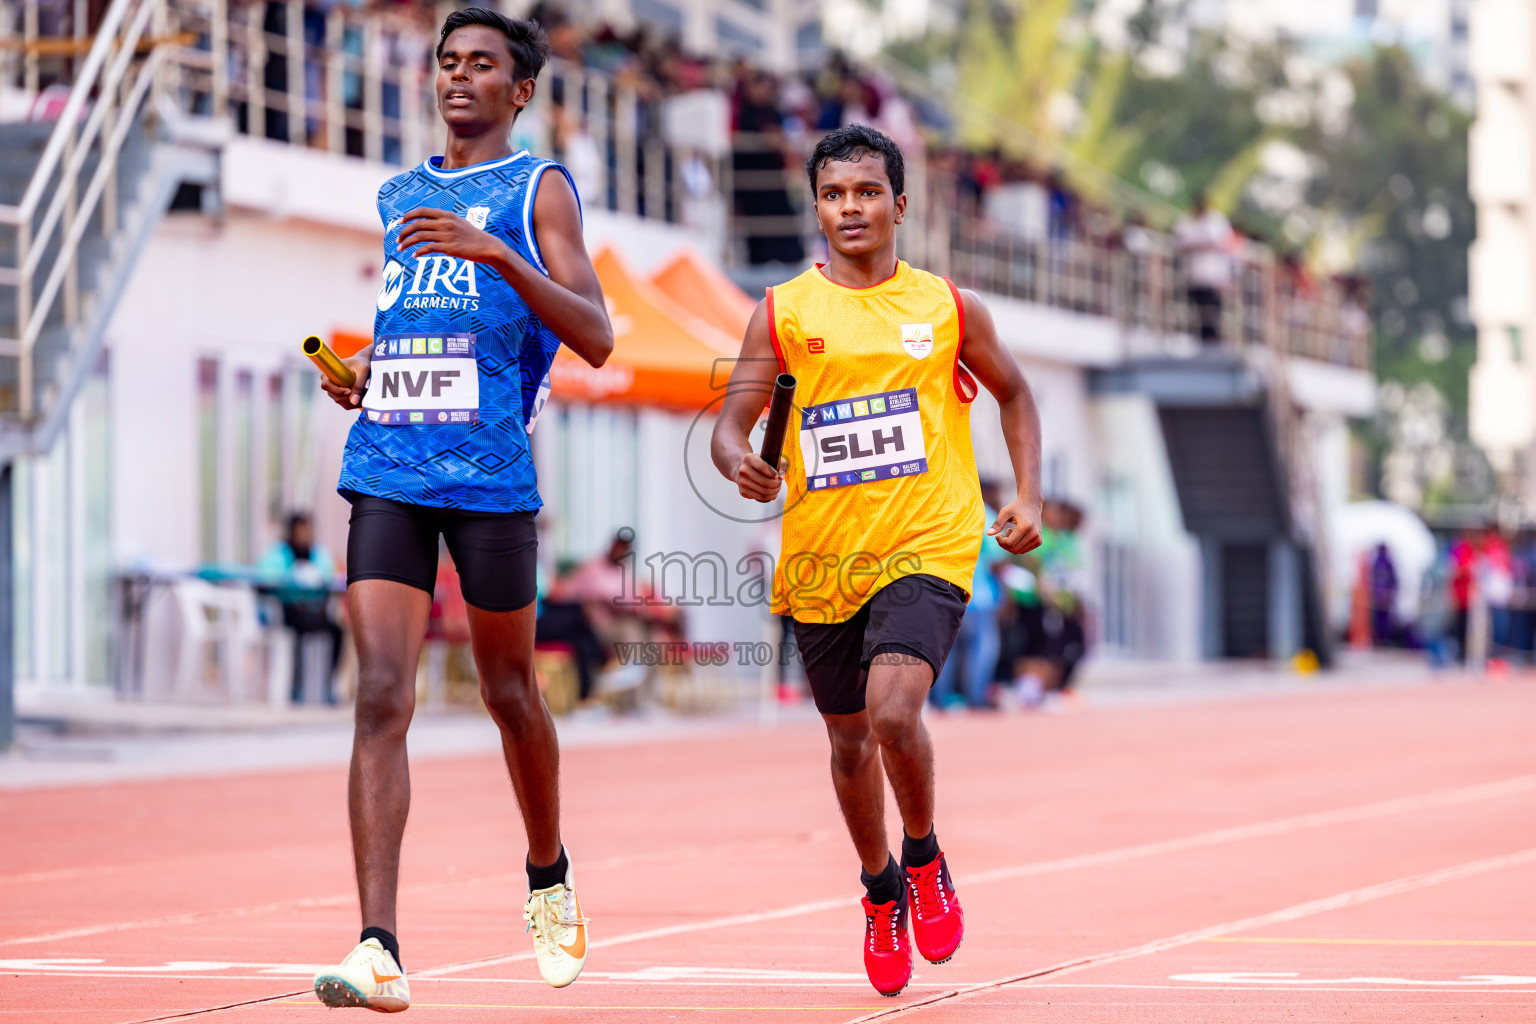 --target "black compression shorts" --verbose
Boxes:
[344,492,537,612]
[791,574,968,716]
